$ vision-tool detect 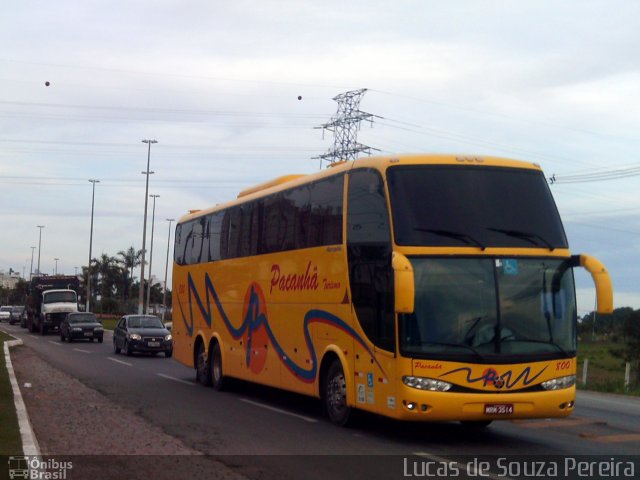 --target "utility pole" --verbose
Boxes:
[139,139,157,314]
[162,218,174,322]
[87,179,99,312]
[36,225,44,275]
[29,246,35,280]
[315,88,379,167]
[146,194,160,314]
